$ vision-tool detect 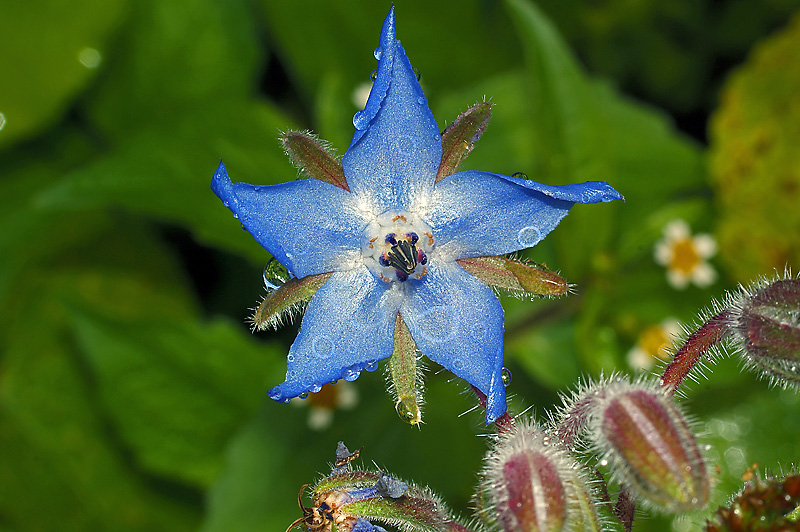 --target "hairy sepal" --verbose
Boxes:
[389,313,424,425]
[436,102,492,181]
[457,256,569,297]
[251,272,333,331]
[281,130,349,191]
